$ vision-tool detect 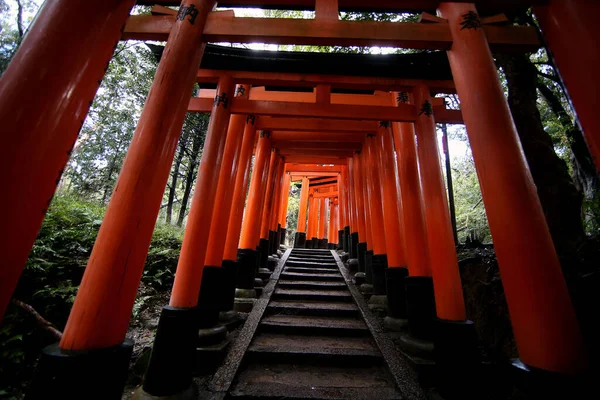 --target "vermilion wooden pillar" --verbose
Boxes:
[334,202,341,233]
[295,176,310,247]
[352,153,368,248]
[39,2,217,398]
[363,135,388,300]
[346,158,359,258]
[270,161,286,235]
[534,0,600,172]
[439,2,585,375]
[169,75,235,308]
[259,151,280,241]
[338,170,349,251]
[327,198,336,245]
[364,137,387,257]
[375,124,407,269]
[0,0,136,322]
[277,171,292,246]
[413,84,466,323]
[258,151,280,263]
[235,130,272,296]
[239,132,272,251]
[318,197,327,243]
[391,96,431,277]
[307,195,318,246]
[204,84,250,267]
[223,117,258,262]
[61,0,218,350]
[278,172,292,228]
